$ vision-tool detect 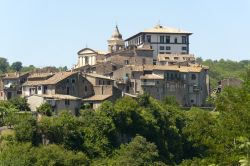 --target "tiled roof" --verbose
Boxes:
[23,81,44,86]
[42,72,77,85]
[23,72,77,86]
[128,65,206,73]
[28,73,54,79]
[34,94,81,100]
[83,95,112,101]
[86,73,114,80]
[3,72,29,79]
[143,24,192,34]
[153,65,204,73]
[140,74,164,80]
